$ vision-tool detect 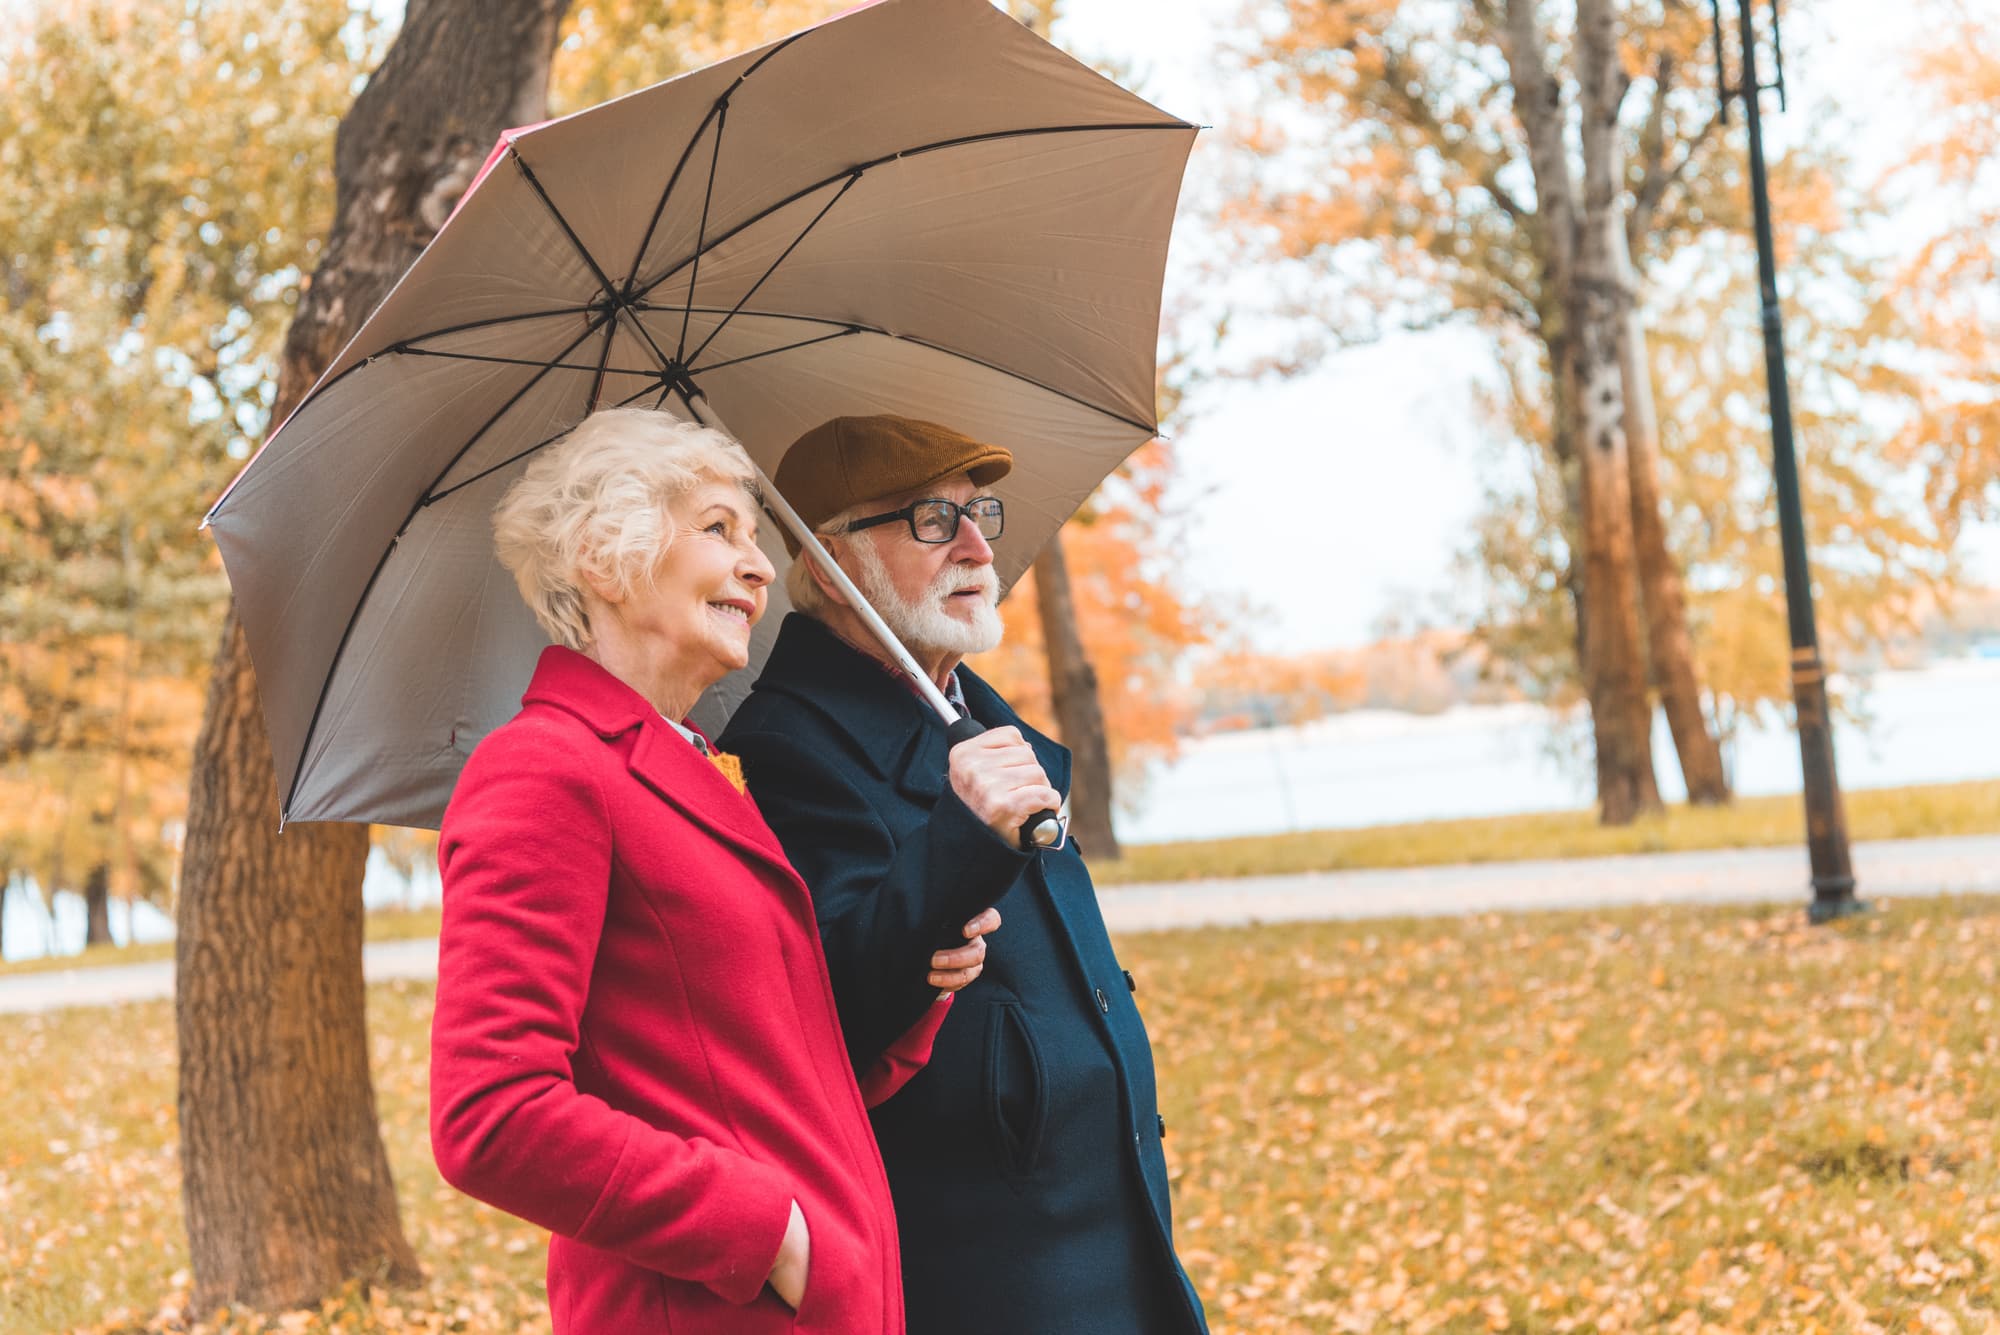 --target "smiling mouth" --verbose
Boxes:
[708,601,752,624]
